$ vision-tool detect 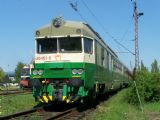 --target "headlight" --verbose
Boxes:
[38,70,43,75]
[72,69,78,75]
[77,69,83,74]
[33,70,38,75]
